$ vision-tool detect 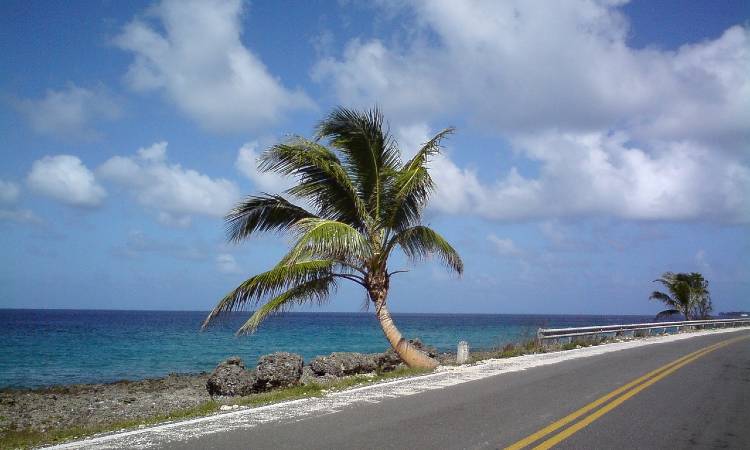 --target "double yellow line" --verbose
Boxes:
[504,334,748,450]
